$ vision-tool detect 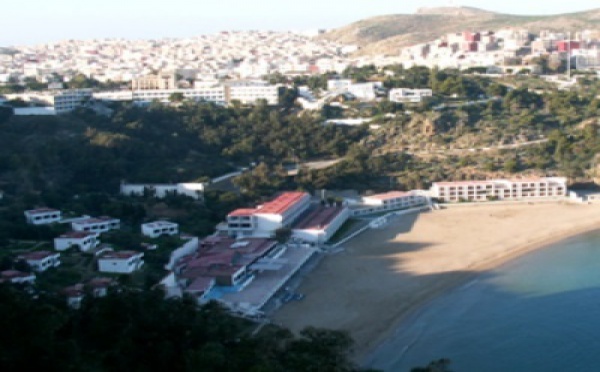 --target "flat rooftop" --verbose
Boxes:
[293,205,346,231]
[219,246,316,312]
